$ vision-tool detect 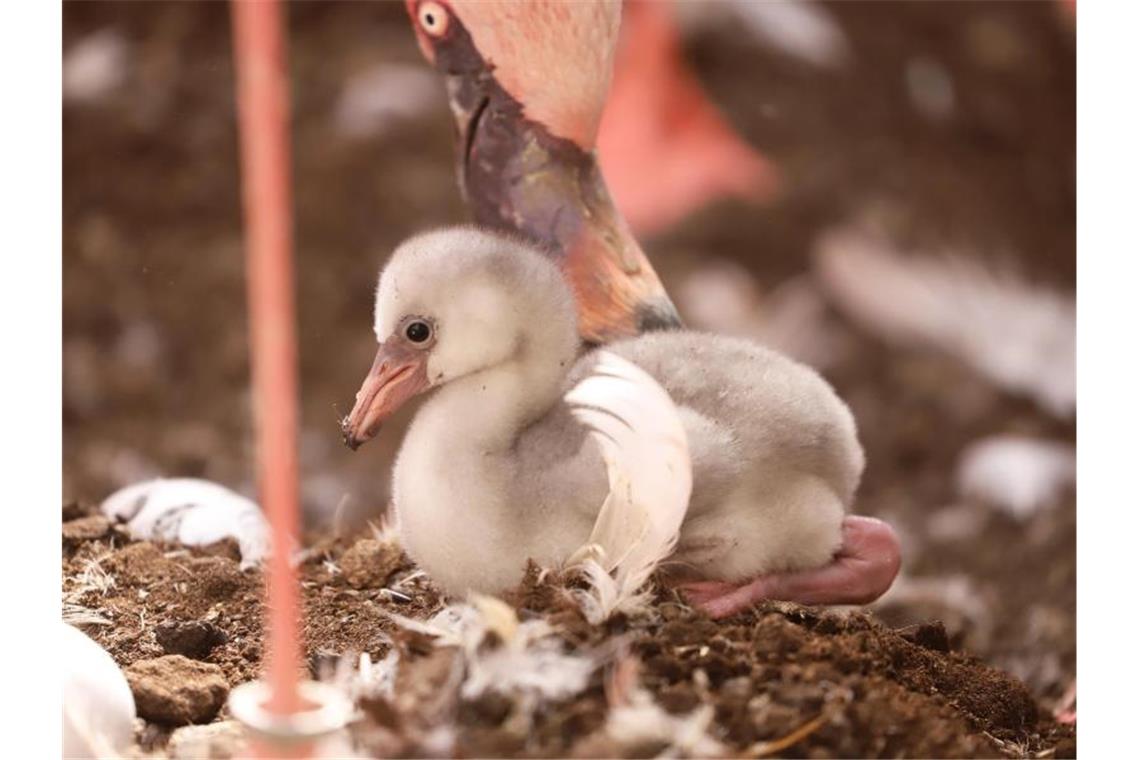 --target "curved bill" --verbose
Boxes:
[341,340,430,450]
